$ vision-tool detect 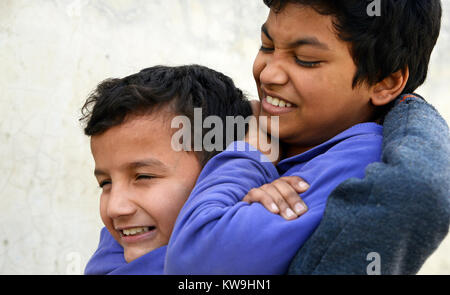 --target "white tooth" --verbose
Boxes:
[271,98,279,106]
[279,100,286,107]
[286,103,292,107]
[123,226,151,236]
[267,96,273,103]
